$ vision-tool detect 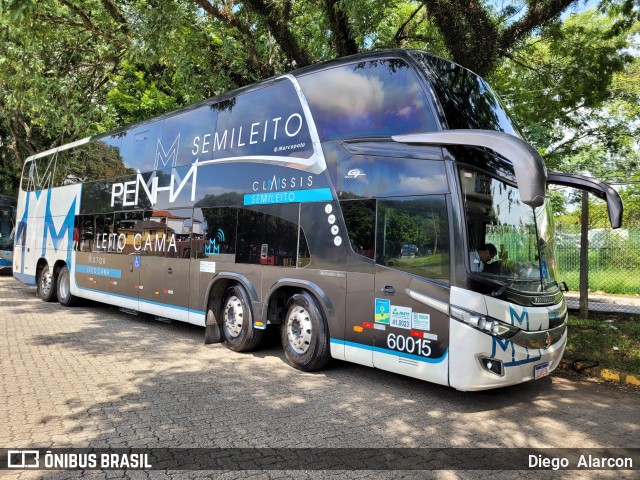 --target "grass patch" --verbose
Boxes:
[560,269,640,295]
[566,312,640,373]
